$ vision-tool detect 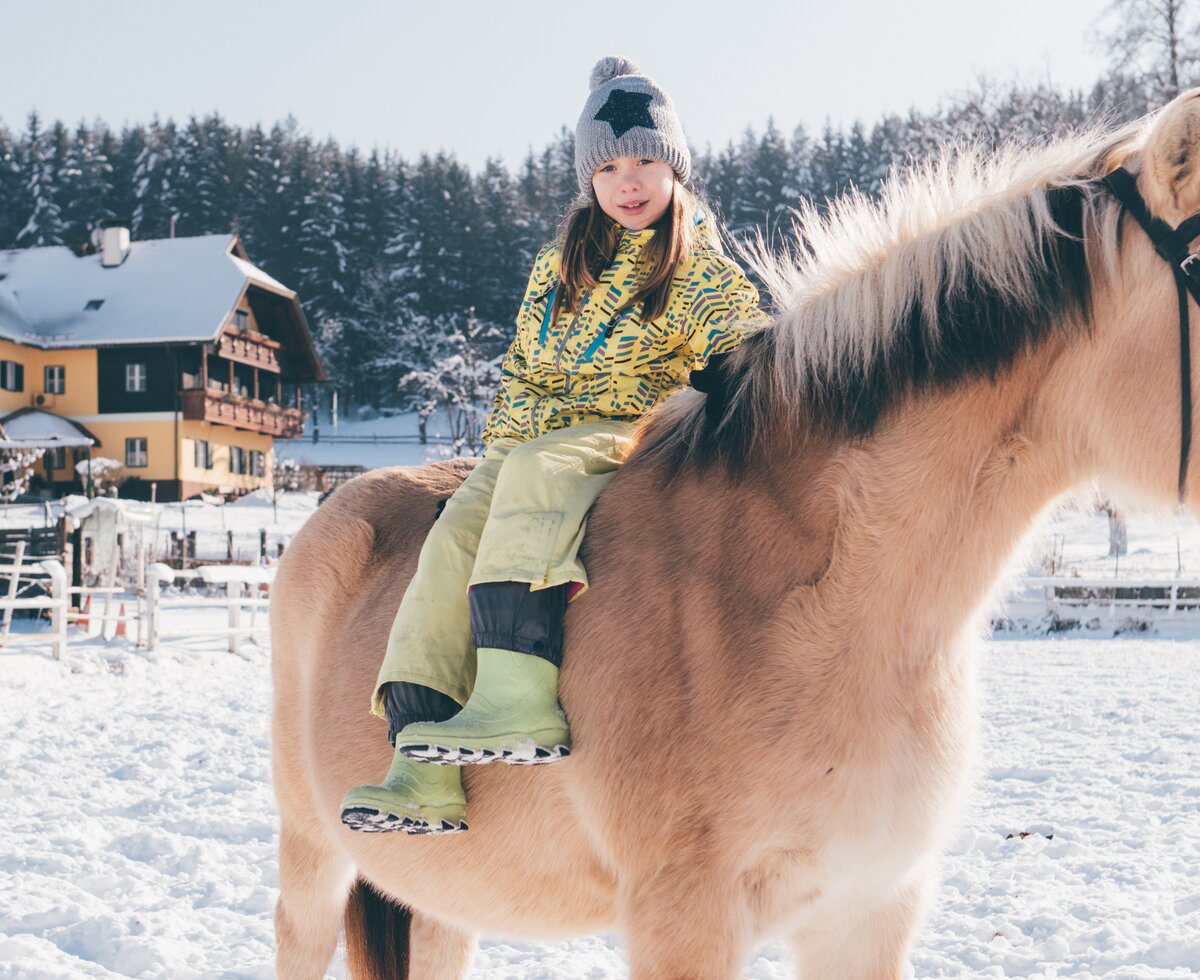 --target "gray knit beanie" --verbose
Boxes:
[574,56,692,192]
